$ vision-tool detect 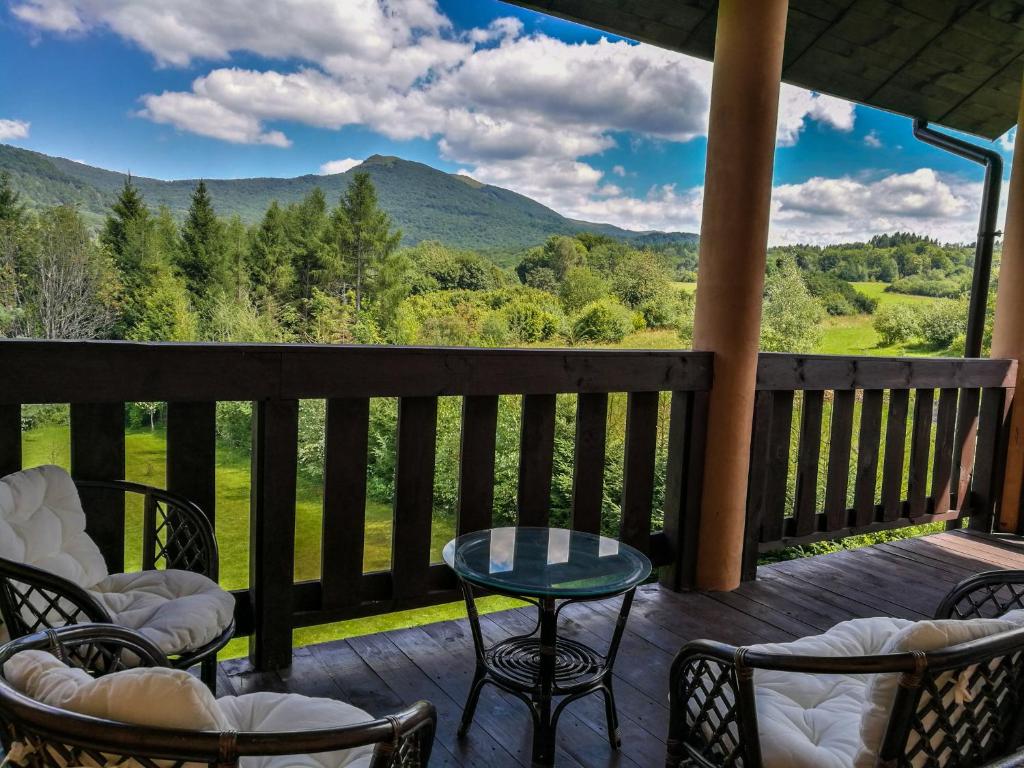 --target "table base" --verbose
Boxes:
[456,581,636,766]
